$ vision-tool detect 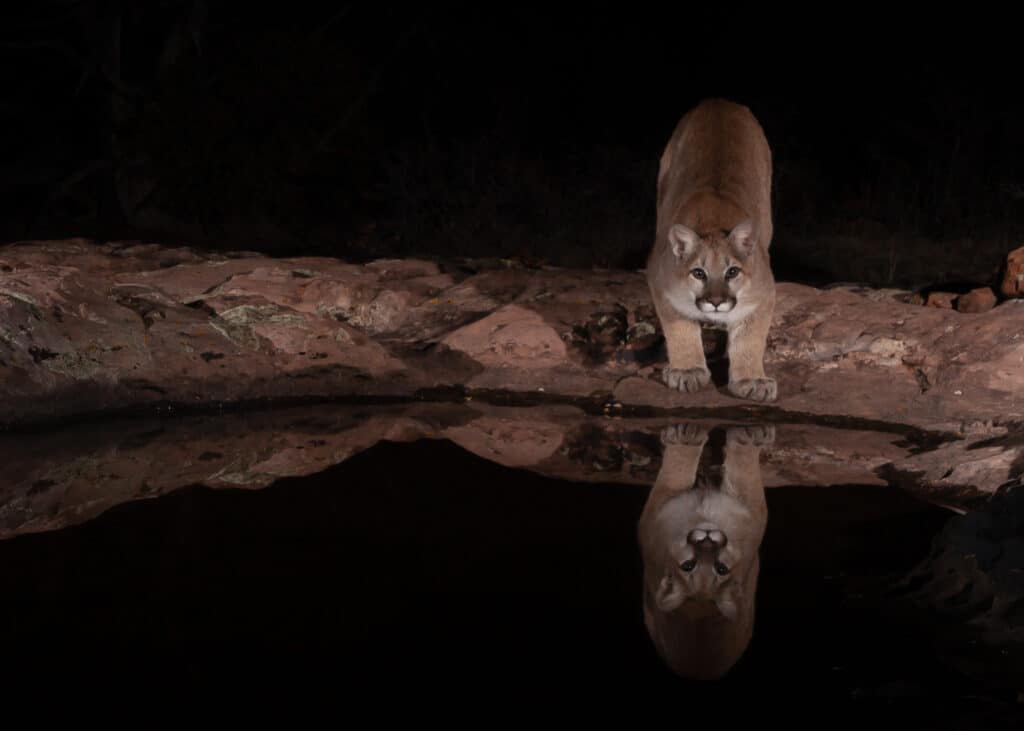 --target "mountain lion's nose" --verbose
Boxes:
[705,295,726,307]
[688,528,727,549]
